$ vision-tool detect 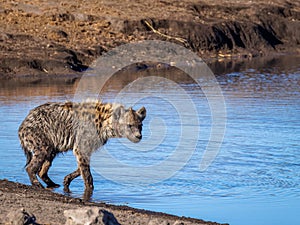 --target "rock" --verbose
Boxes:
[64,207,120,225]
[0,33,11,41]
[5,208,36,225]
[148,218,170,225]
